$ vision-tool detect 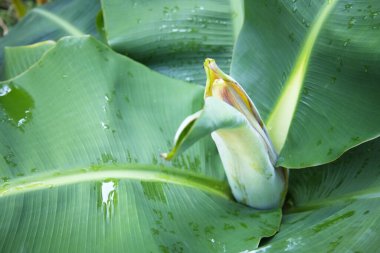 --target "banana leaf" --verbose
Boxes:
[254,138,380,252]
[1,0,380,251]
[231,0,380,168]
[0,0,100,78]
[100,0,243,84]
[0,36,281,252]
